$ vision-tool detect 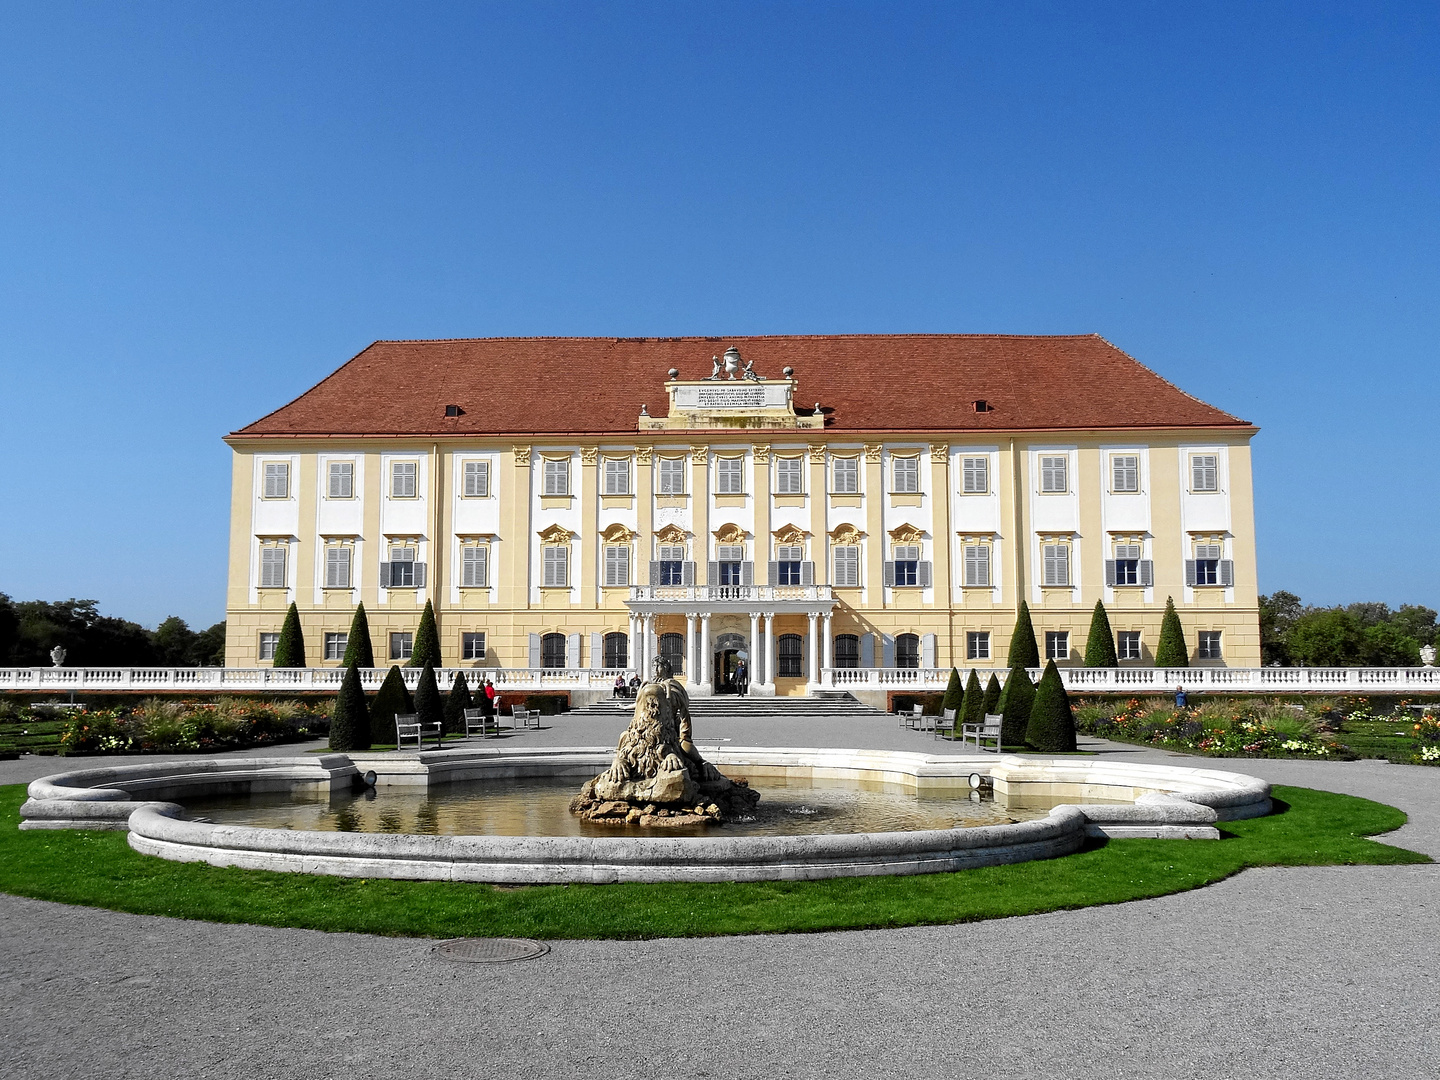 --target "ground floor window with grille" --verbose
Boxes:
[1197,631,1223,661]
[1046,631,1069,660]
[1117,630,1142,660]
[660,632,685,674]
[604,632,628,668]
[324,632,348,661]
[258,632,279,661]
[896,632,920,668]
[777,633,804,677]
[541,632,566,668]
[967,631,990,661]
[462,632,486,661]
[389,632,413,661]
[833,633,860,668]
